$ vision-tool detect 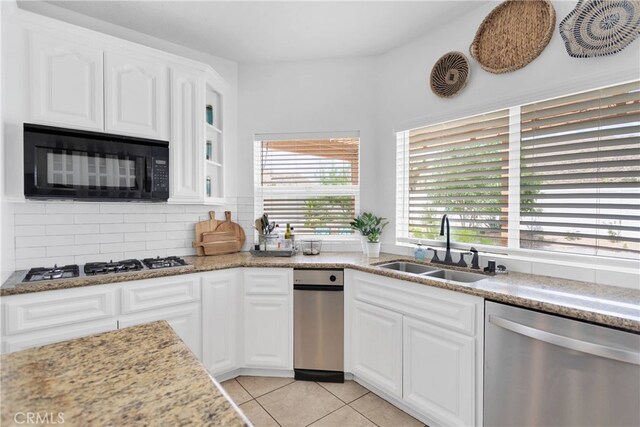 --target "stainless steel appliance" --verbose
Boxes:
[485,301,640,427]
[24,124,169,201]
[21,256,188,283]
[294,269,344,382]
